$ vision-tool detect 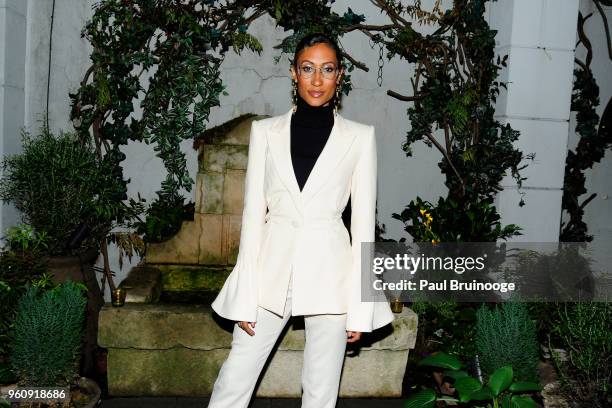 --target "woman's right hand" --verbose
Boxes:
[237,321,256,336]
